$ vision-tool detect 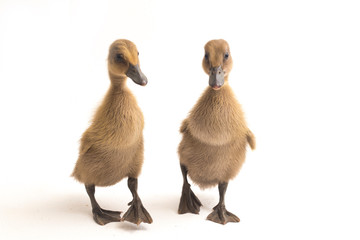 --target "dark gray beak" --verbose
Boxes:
[209,66,224,90]
[126,64,148,86]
